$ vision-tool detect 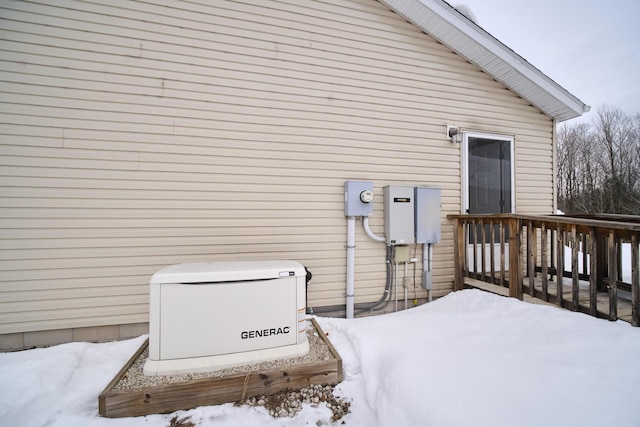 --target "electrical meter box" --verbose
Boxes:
[415,187,442,244]
[384,185,415,244]
[344,180,374,217]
